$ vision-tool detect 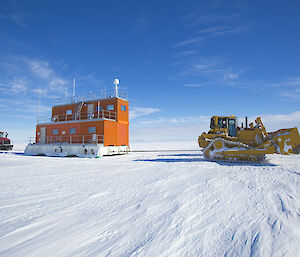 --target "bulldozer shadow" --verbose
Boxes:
[208,160,277,167]
[135,157,206,163]
[135,156,277,166]
[158,153,203,157]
